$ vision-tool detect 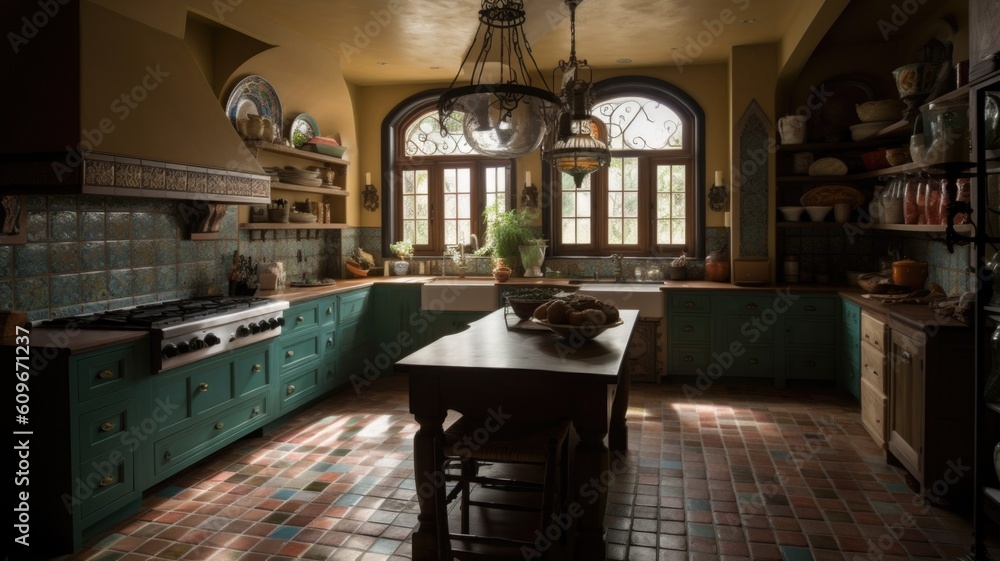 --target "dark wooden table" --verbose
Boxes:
[396,308,638,561]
